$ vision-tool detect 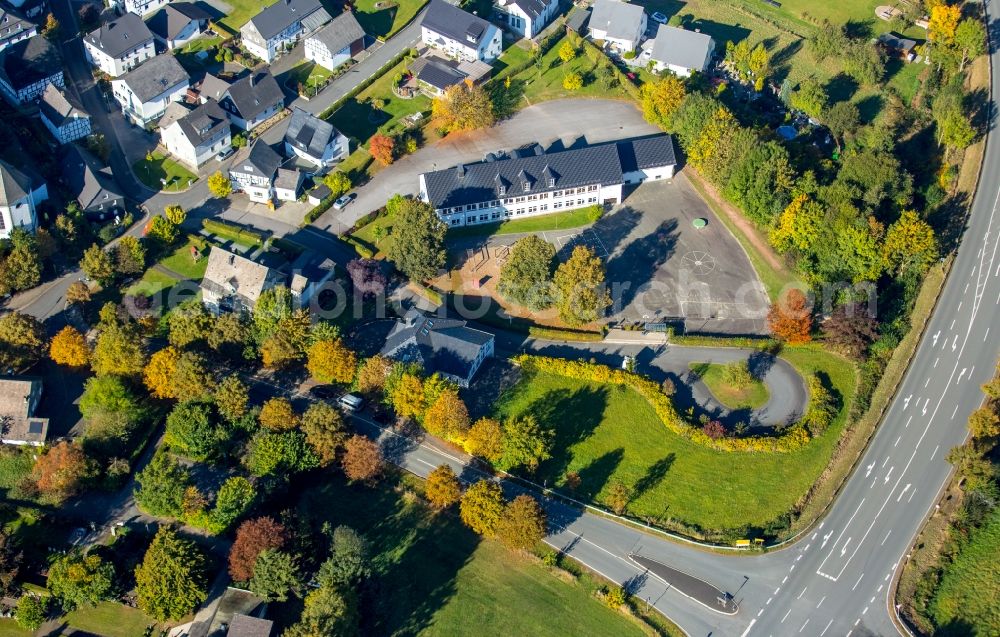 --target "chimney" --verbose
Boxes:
[456,164,465,177]
[250,73,255,87]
